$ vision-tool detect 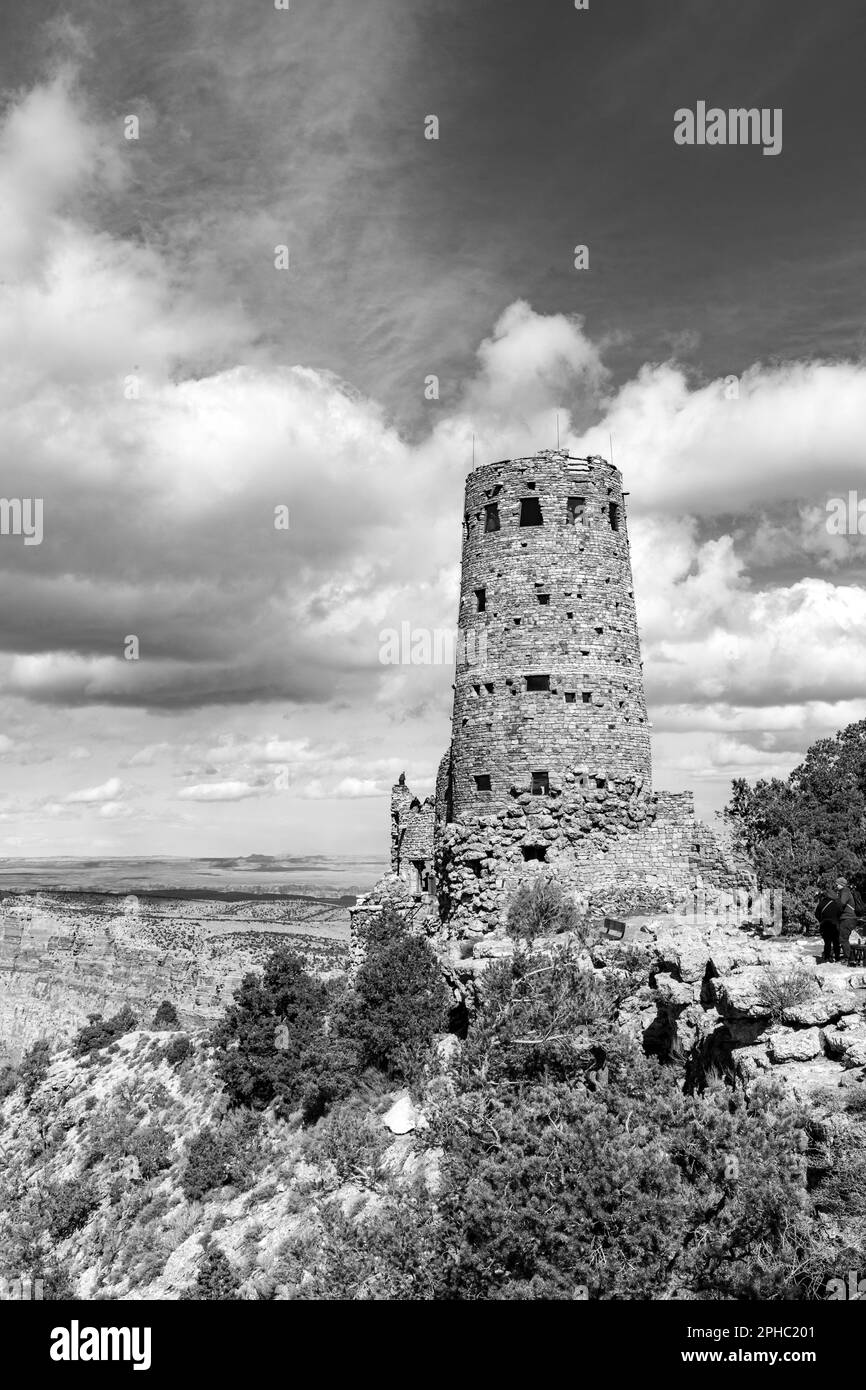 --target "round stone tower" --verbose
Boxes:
[450,448,651,815]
